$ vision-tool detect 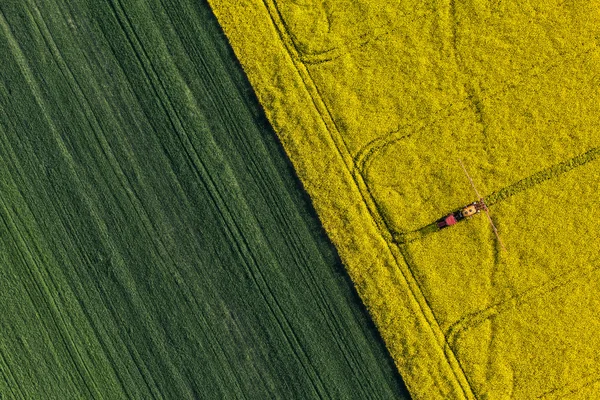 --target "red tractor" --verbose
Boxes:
[436,201,485,229]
